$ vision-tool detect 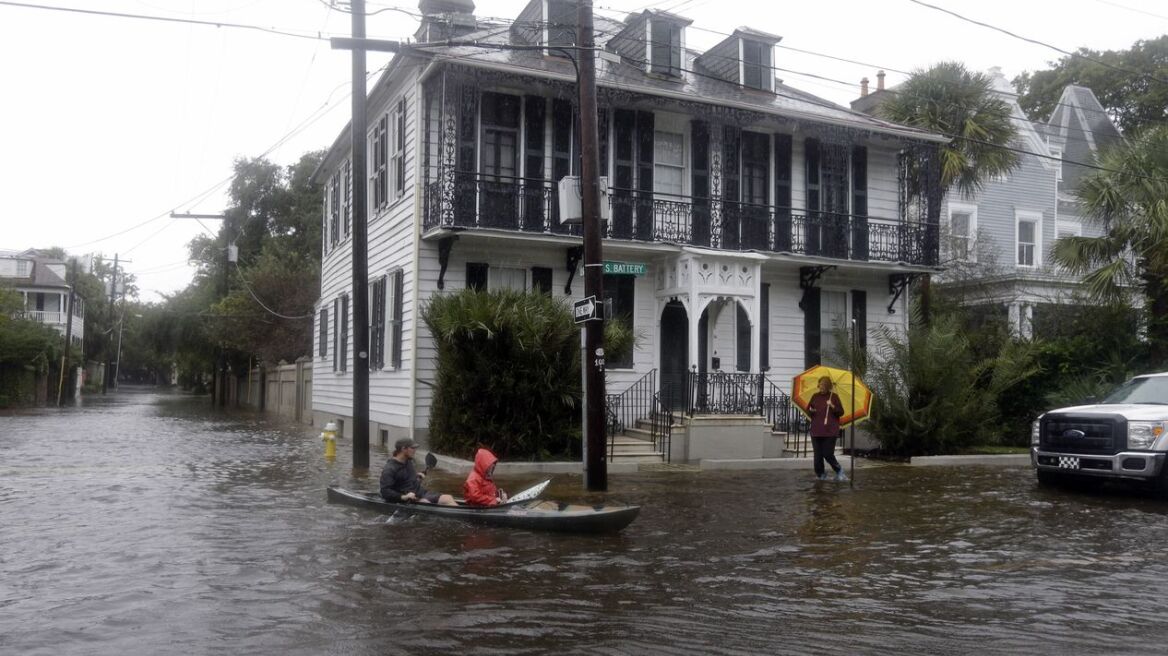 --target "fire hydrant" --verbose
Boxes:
[321,421,338,460]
